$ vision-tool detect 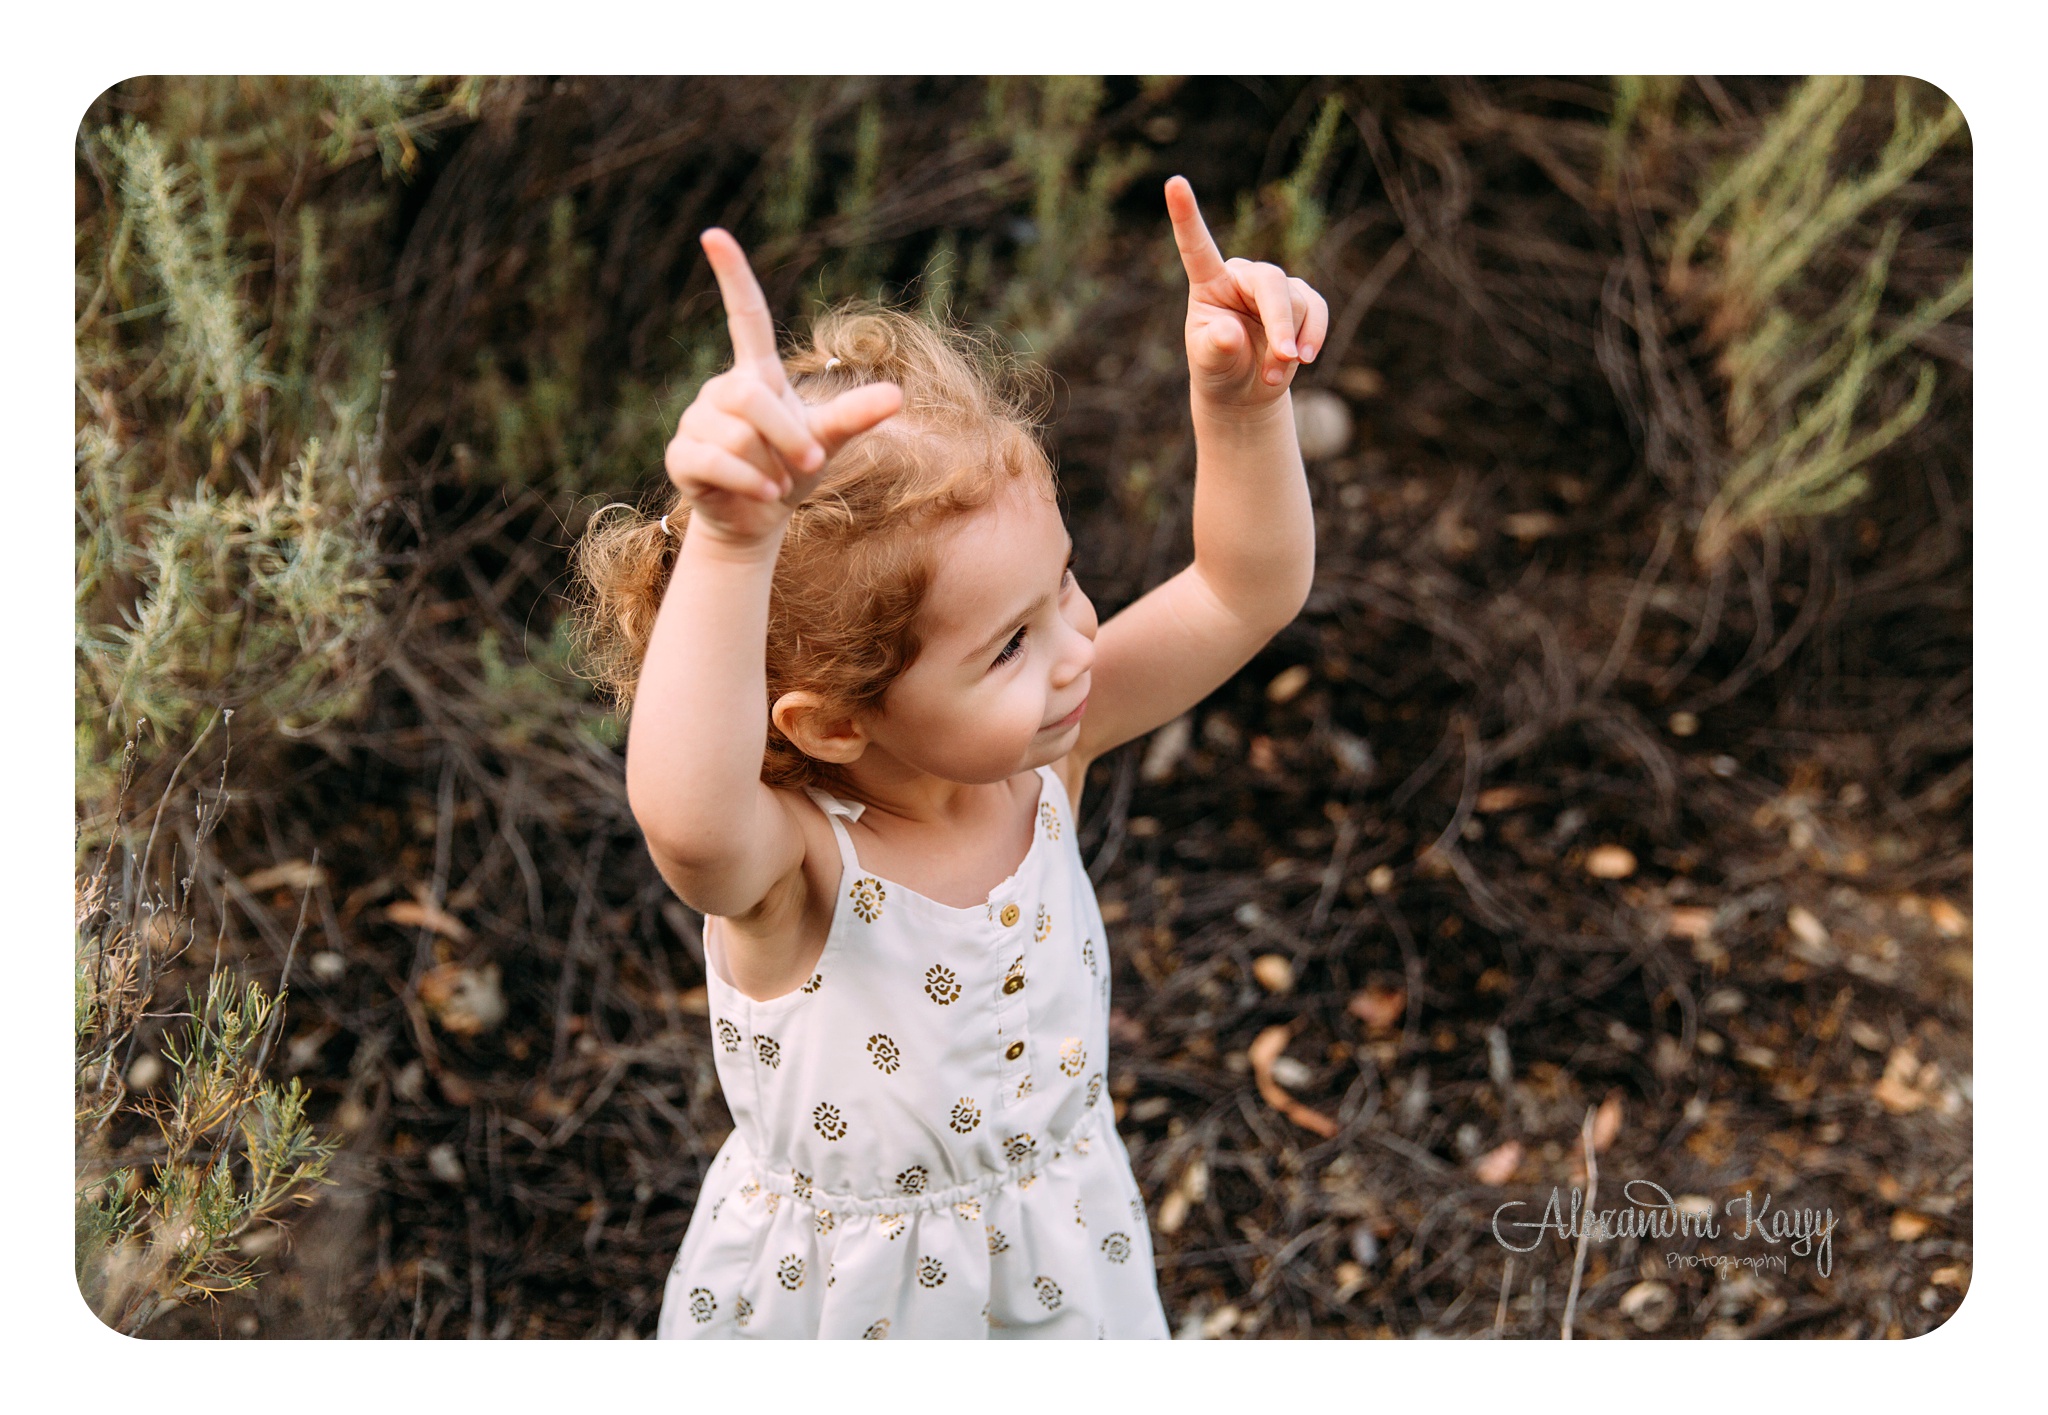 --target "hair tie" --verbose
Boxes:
[824,356,842,370]
[659,514,674,536]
